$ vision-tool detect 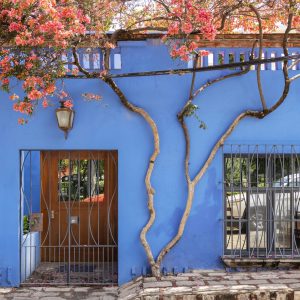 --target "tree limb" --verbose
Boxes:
[249,4,267,111]
[155,6,295,269]
[103,77,161,276]
[288,58,300,70]
[71,47,93,77]
[290,74,300,82]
